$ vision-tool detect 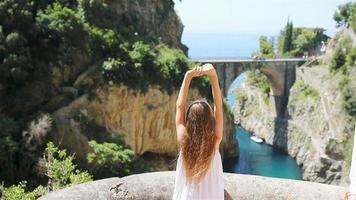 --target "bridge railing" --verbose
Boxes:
[189,57,308,63]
